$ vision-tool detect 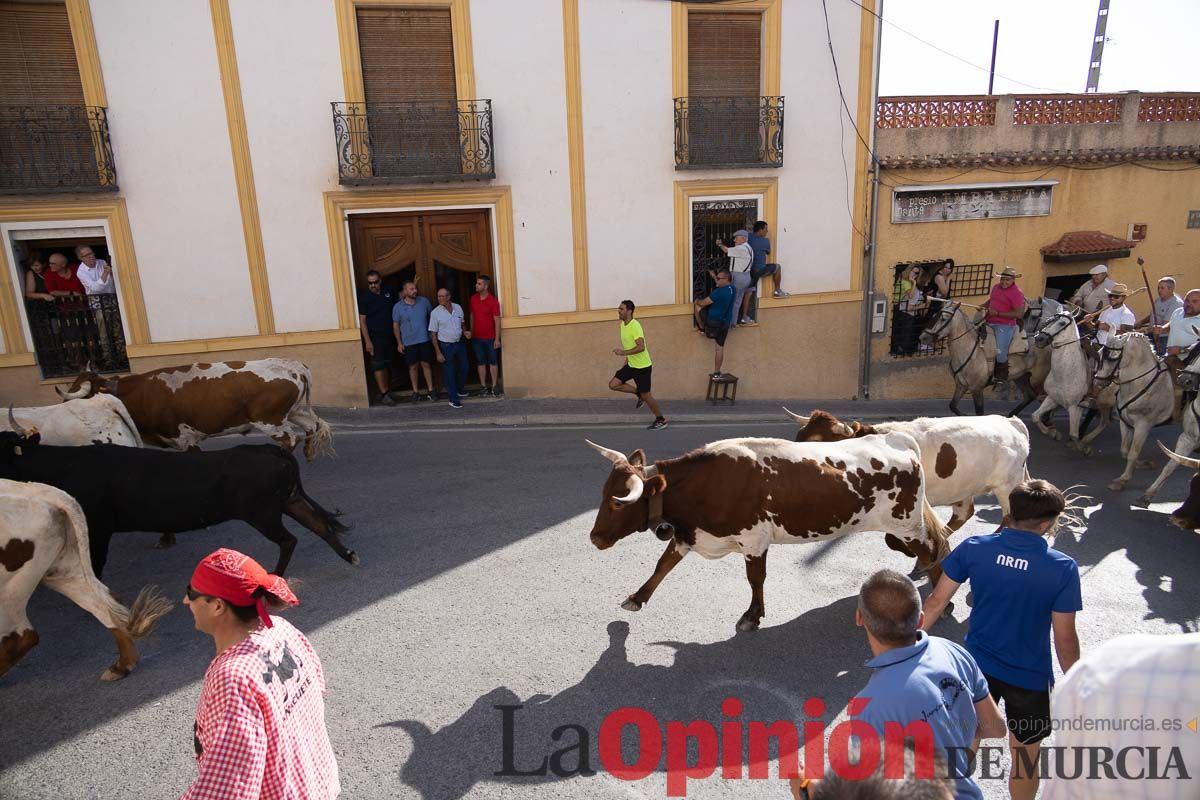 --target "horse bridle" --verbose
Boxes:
[1035,313,1081,349]
[1094,338,1170,427]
